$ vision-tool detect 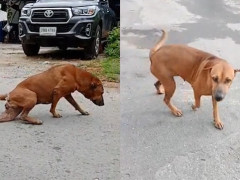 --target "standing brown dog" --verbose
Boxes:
[0,64,104,125]
[150,30,239,129]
